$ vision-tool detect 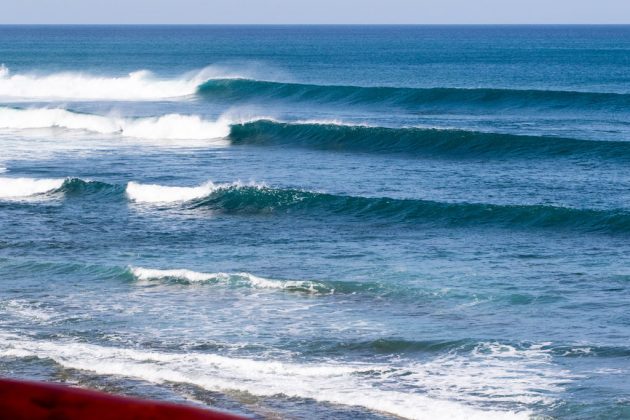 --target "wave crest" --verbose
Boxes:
[126,181,222,204]
[131,267,331,293]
